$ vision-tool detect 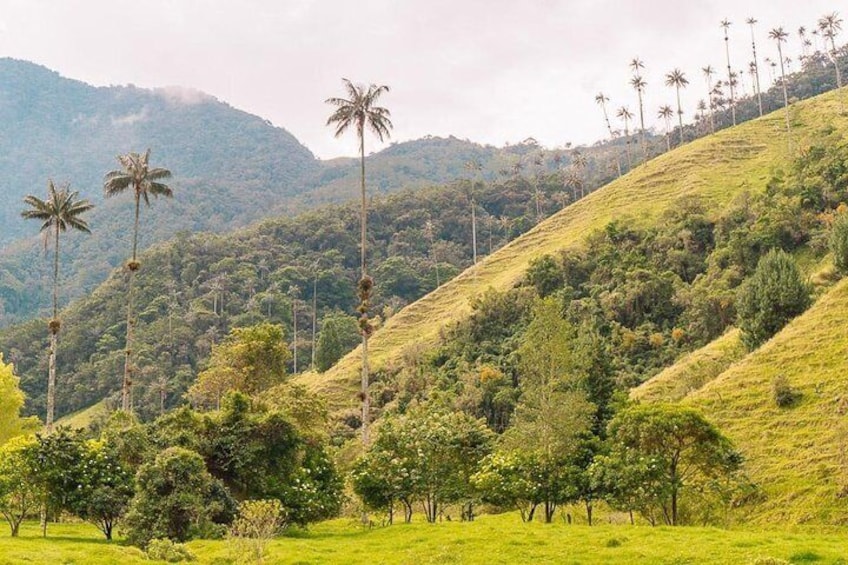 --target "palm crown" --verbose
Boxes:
[325,79,393,143]
[104,149,173,206]
[22,180,93,237]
